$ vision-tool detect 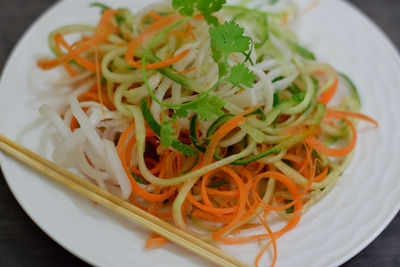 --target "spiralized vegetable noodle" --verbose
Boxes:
[35,1,377,266]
